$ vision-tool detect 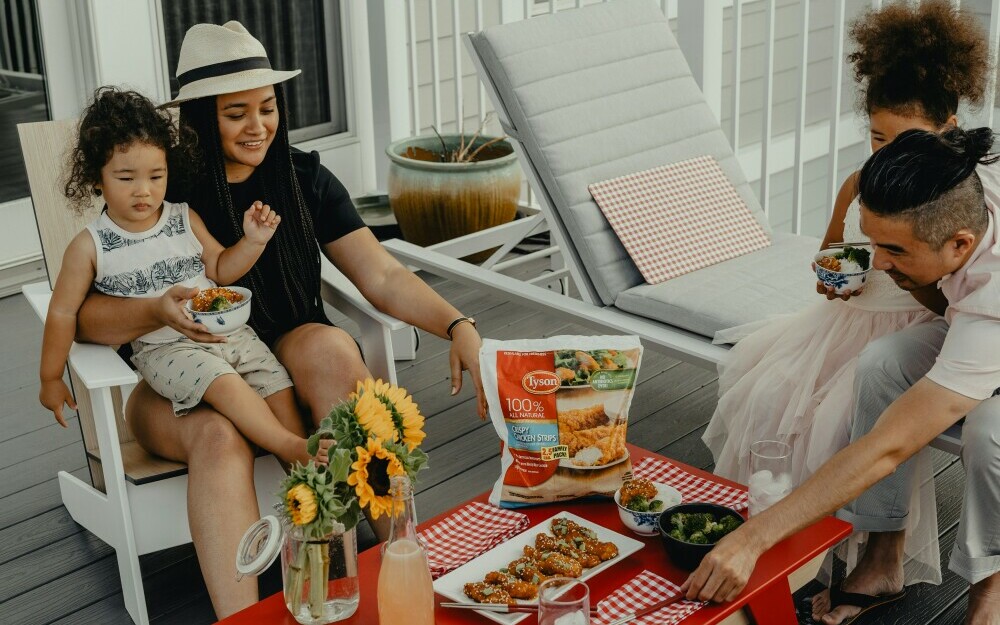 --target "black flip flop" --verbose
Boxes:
[825,583,906,624]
